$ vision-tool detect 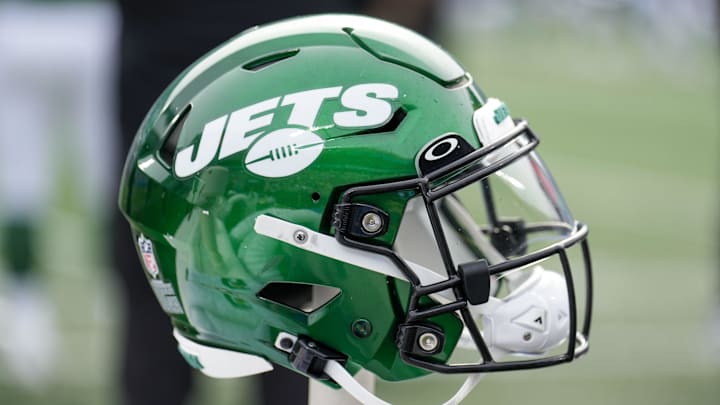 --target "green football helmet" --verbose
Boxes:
[119,14,593,404]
